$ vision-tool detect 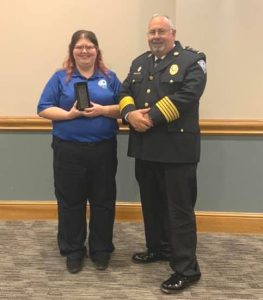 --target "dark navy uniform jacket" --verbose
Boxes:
[119,41,207,163]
